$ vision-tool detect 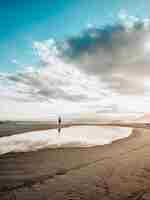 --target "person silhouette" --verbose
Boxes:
[58,116,62,134]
